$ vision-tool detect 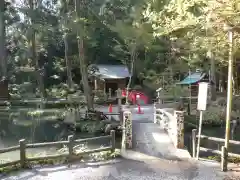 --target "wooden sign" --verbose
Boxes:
[197,82,208,111]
